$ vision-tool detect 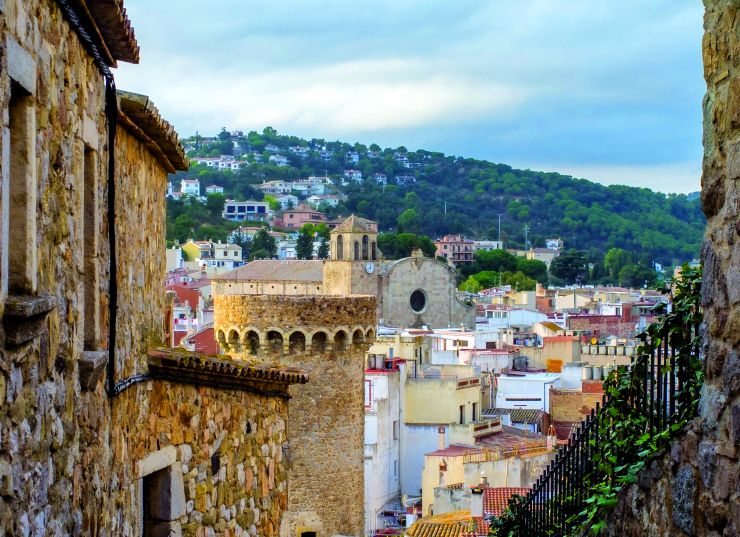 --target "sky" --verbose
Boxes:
[115,0,705,194]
